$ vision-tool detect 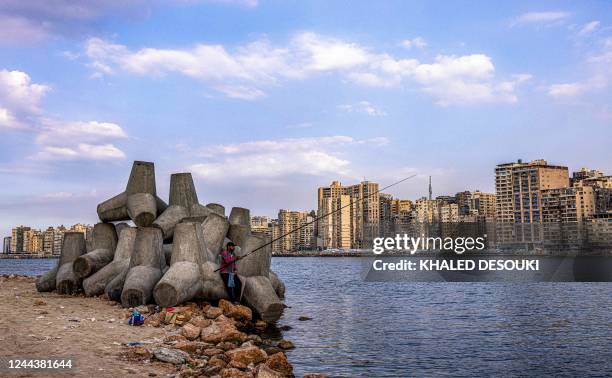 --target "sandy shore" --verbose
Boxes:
[0,275,175,377]
[0,275,306,378]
